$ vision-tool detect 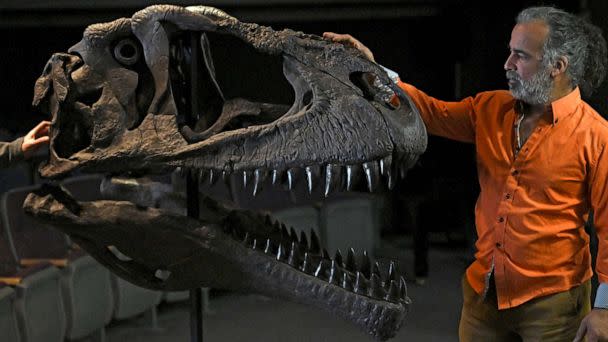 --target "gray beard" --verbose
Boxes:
[506,68,553,105]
